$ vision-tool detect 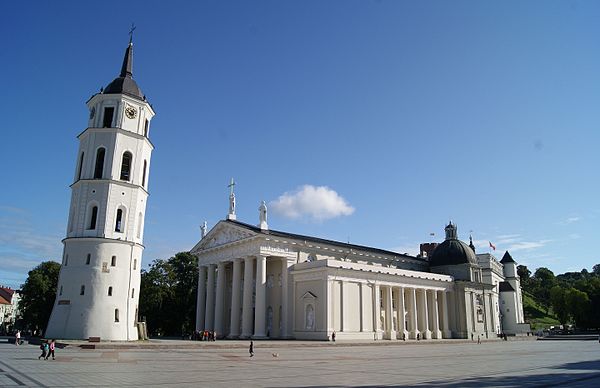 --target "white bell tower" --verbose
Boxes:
[46,38,155,340]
